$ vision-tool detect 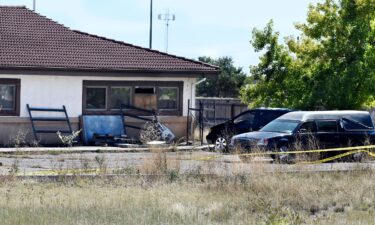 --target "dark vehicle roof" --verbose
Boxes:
[253,108,292,112]
[231,108,292,119]
[279,111,370,121]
